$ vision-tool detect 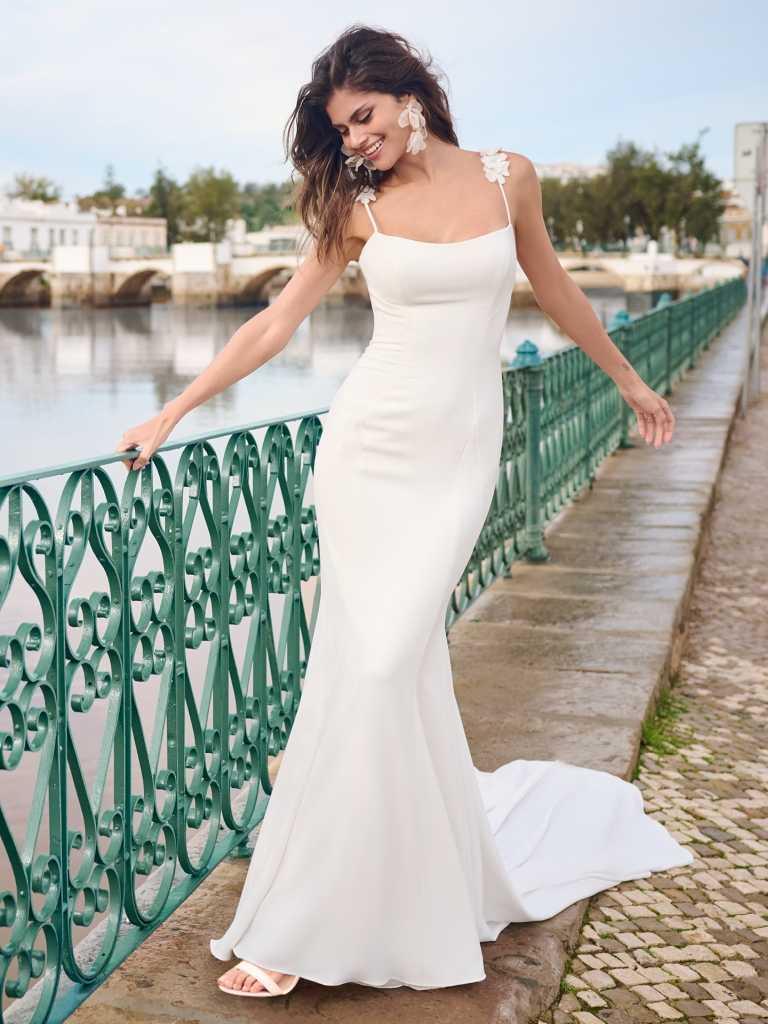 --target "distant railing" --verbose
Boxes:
[480,277,747,585]
[231,241,300,256]
[0,250,52,263]
[0,273,745,1023]
[107,246,169,260]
